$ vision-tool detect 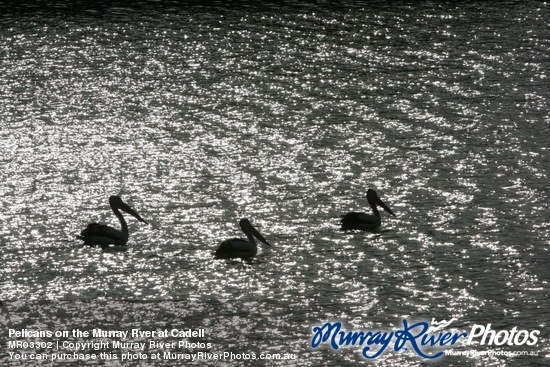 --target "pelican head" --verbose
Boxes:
[367,189,396,218]
[109,196,149,225]
[239,218,271,247]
